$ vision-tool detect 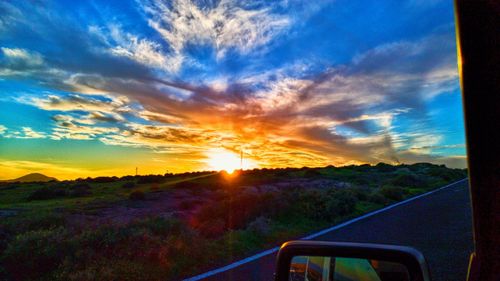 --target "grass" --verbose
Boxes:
[0,163,467,281]
[0,173,213,211]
